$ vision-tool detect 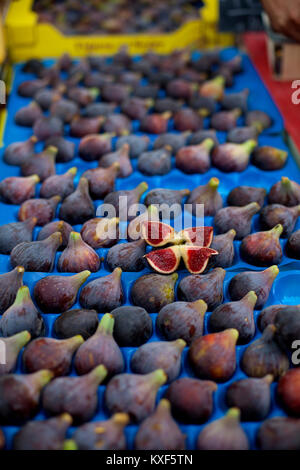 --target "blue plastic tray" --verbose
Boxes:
[0,49,298,450]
